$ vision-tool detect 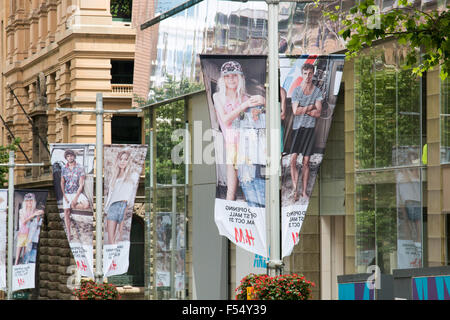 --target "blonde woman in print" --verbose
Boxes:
[104,150,135,245]
[212,61,265,201]
[15,193,44,265]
